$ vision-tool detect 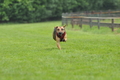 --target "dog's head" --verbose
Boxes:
[55,25,66,36]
